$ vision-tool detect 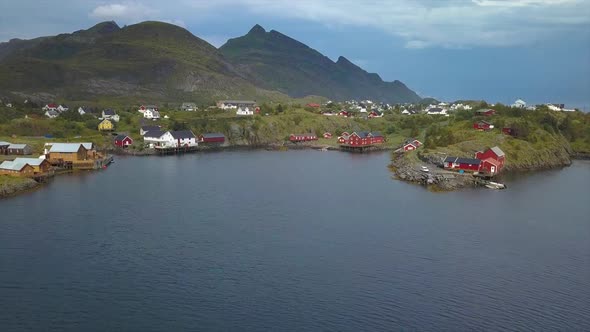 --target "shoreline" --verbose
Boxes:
[389,150,576,192]
[1,146,585,198]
